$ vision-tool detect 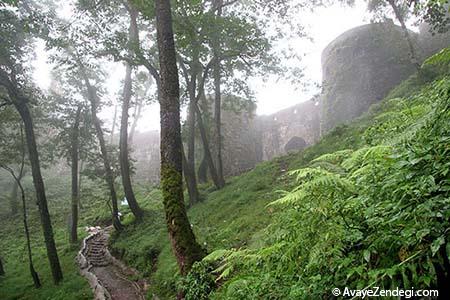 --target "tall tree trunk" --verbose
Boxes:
[387,0,421,71]
[212,0,225,187]
[78,64,123,231]
[70,106,82,244]
[92,105,123,231]
[14,101,63,284]
[184,100,200,204]
[194,103,224,189]
[155,0,205,275]
[182,145,199,207]
[110,104,118,144]
[119,4,144,220]
[181,50,201,204]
